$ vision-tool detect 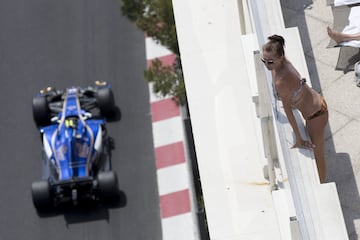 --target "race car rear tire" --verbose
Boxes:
[32,96,50,127]
[96,88,115,118]
[31,180,52,212]
[97,171,119,202]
